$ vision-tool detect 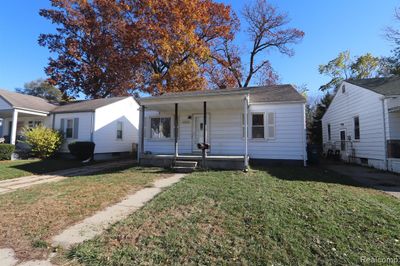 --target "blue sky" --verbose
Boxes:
[0,0,398,100]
